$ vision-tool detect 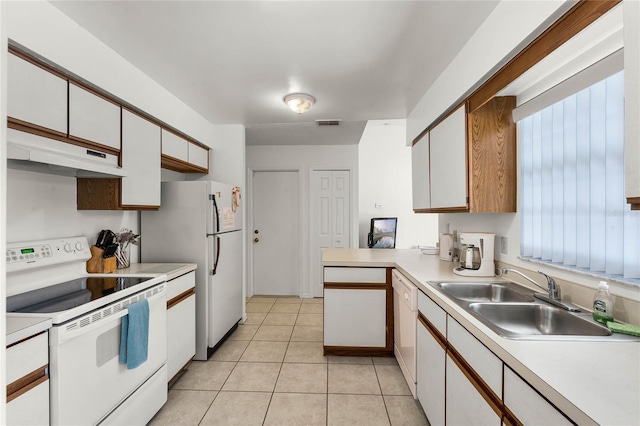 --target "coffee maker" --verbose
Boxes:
[453,232,495,277]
